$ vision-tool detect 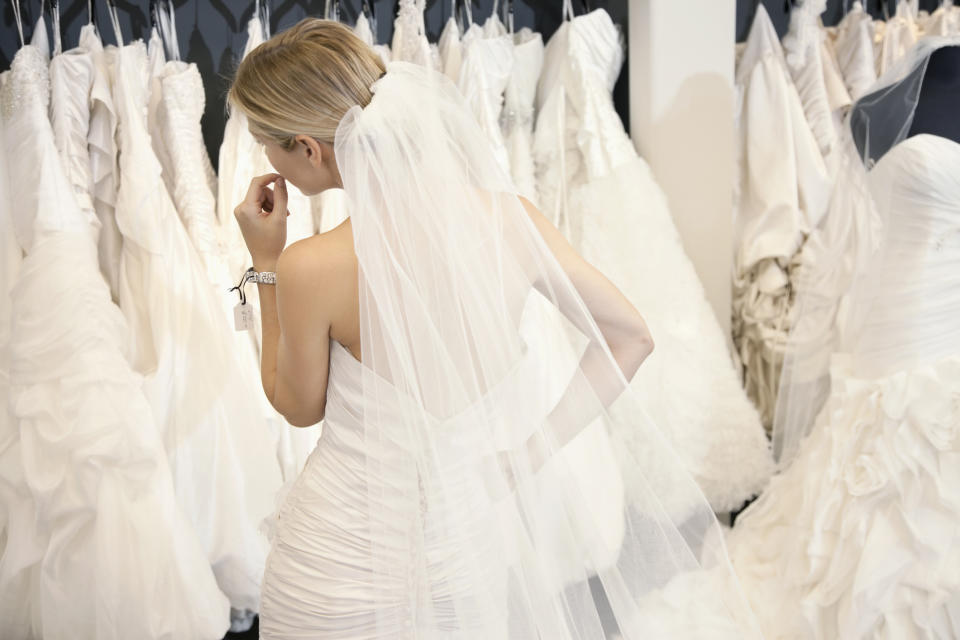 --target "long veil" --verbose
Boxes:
[772,36,960,465]
[334,61,761,637]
